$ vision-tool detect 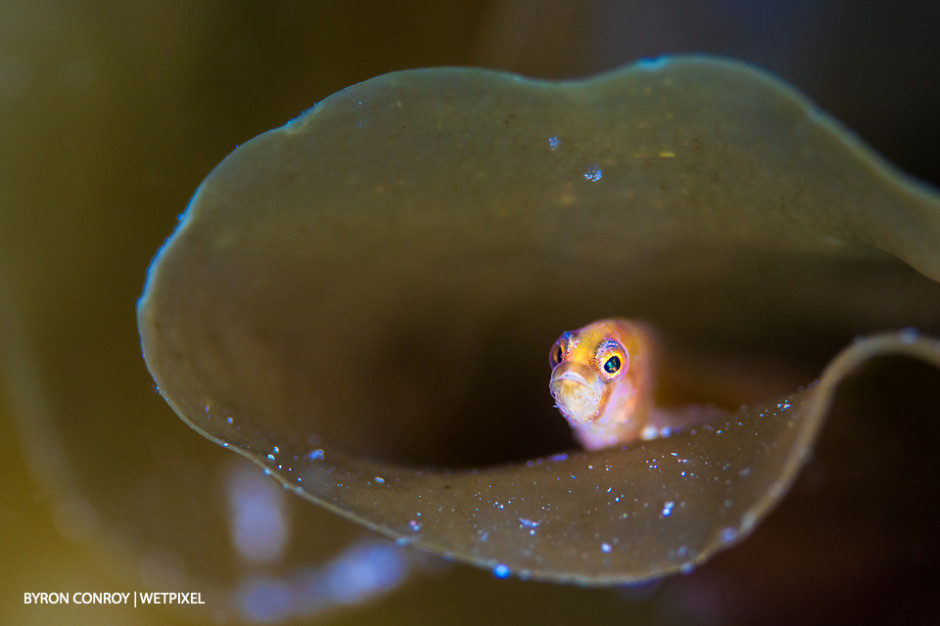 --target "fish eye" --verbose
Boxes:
[596,340,627,378]
[549,332,571,368]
